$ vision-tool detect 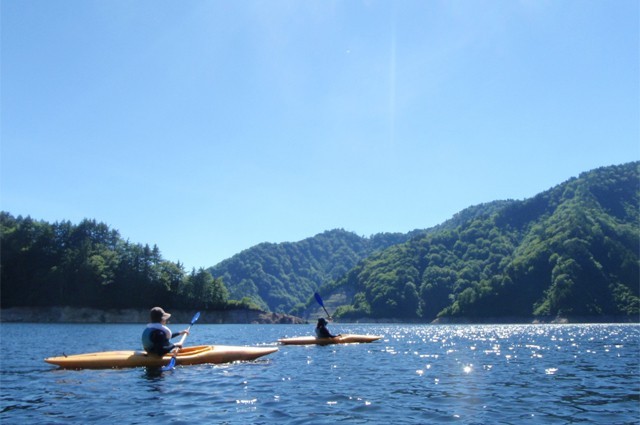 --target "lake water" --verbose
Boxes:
[1,322,638,424]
